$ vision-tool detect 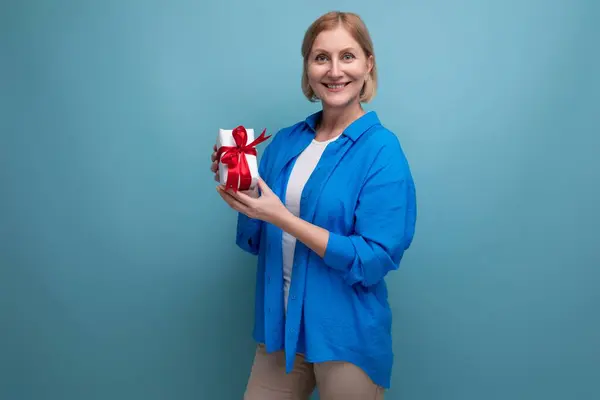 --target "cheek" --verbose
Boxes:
[344,64,368,80]
[307,65,325,82]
